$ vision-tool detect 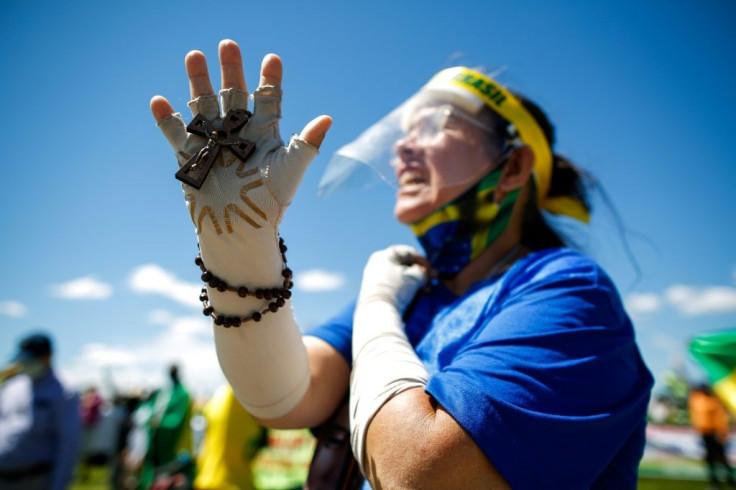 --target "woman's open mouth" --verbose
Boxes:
[398,170,427,187]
